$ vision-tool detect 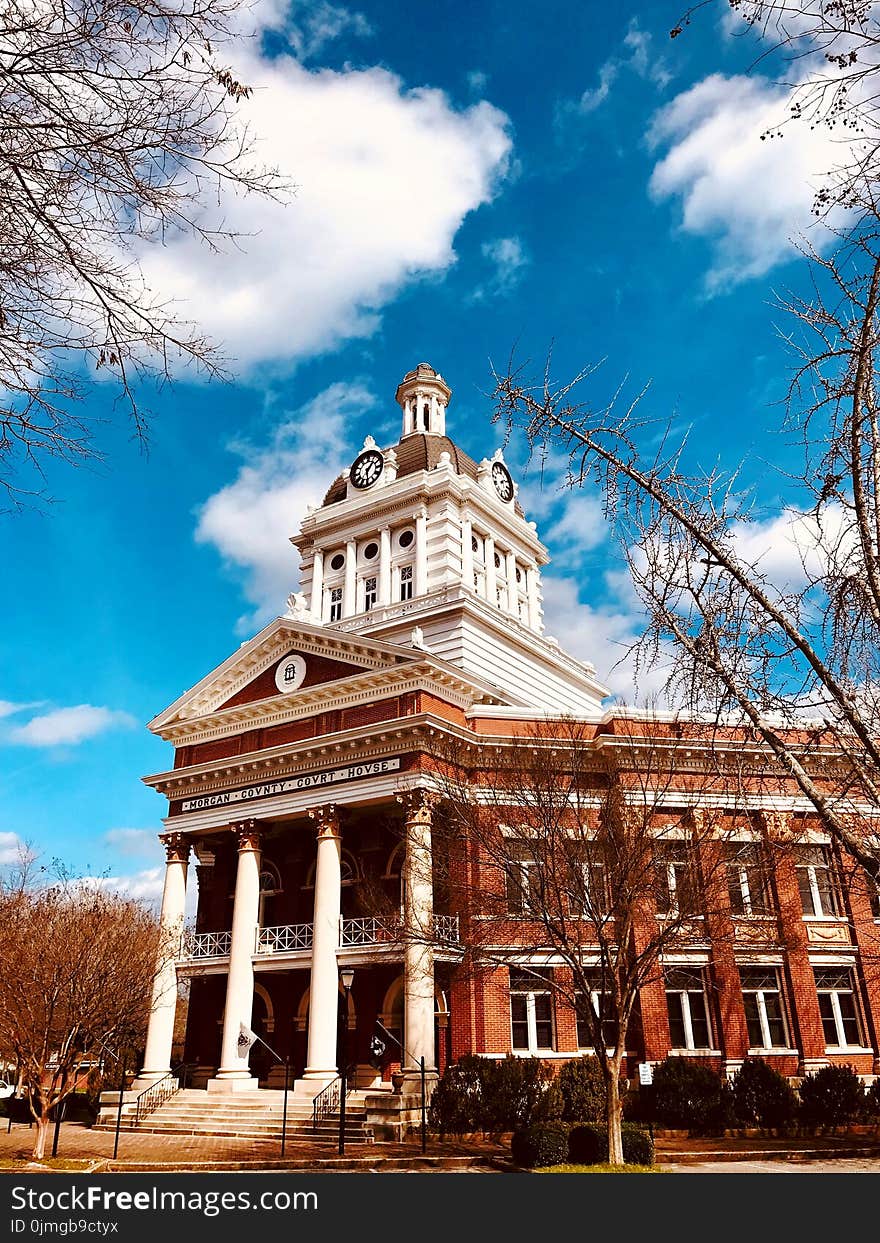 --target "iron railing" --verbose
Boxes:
[132,1069,183,1125]
[255,923,313,954]
[311,1077,340,1131]
[432,914,460,943]
[339,916,401,947]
